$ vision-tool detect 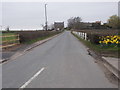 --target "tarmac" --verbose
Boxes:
[1,31,120,80]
